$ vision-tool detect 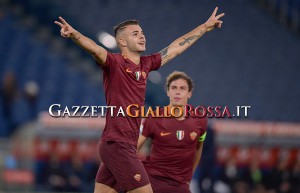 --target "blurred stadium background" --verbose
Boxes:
[0,0,300,192]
